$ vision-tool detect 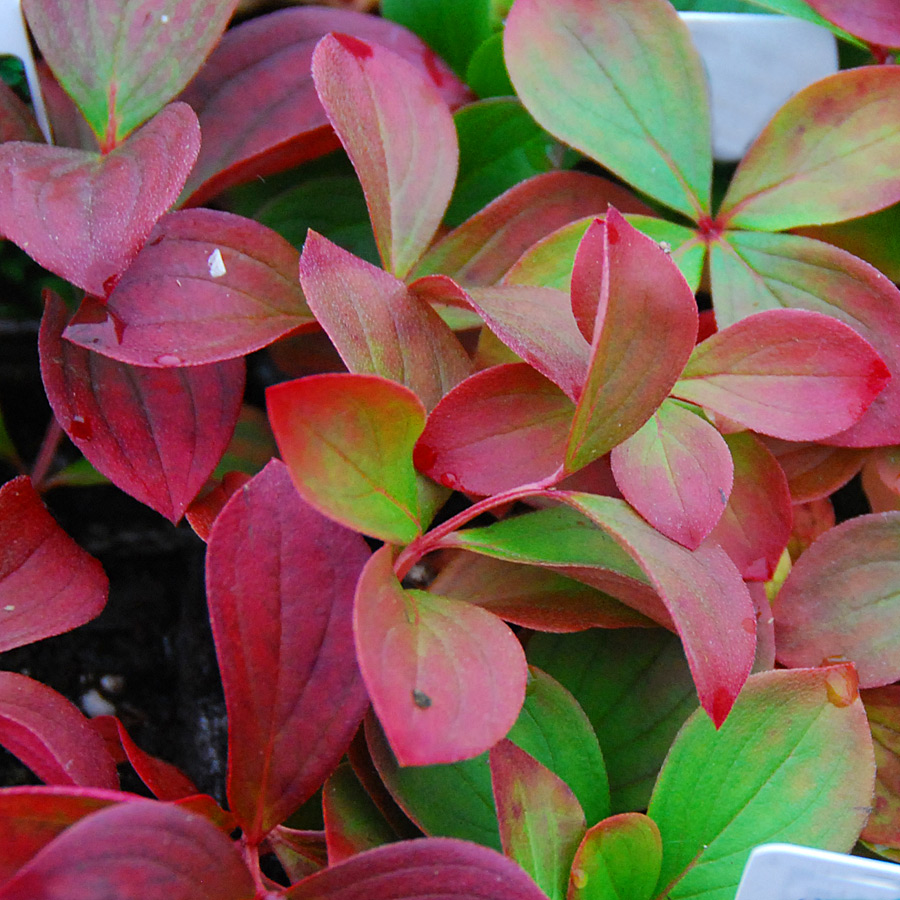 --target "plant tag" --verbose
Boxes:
[680,13,837,162]
[0,0,52,142]
[735,843,900,900]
